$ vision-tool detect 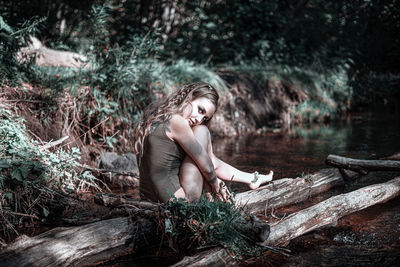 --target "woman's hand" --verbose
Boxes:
[209,177,220,194]
[212,179,232,202]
